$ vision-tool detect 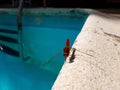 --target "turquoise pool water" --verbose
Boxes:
[0,9,88,90]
